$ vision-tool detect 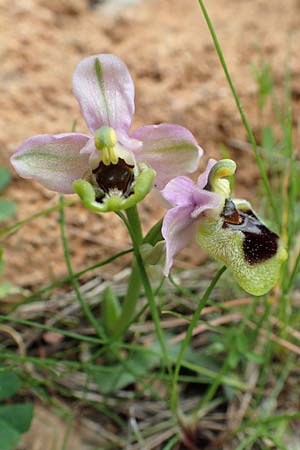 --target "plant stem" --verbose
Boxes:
[117,208,172,375]
[112,206,143,338]
[113,209,162,339]
[113,262,142,338]
[126,205,143,243]
[197,0,279,226]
